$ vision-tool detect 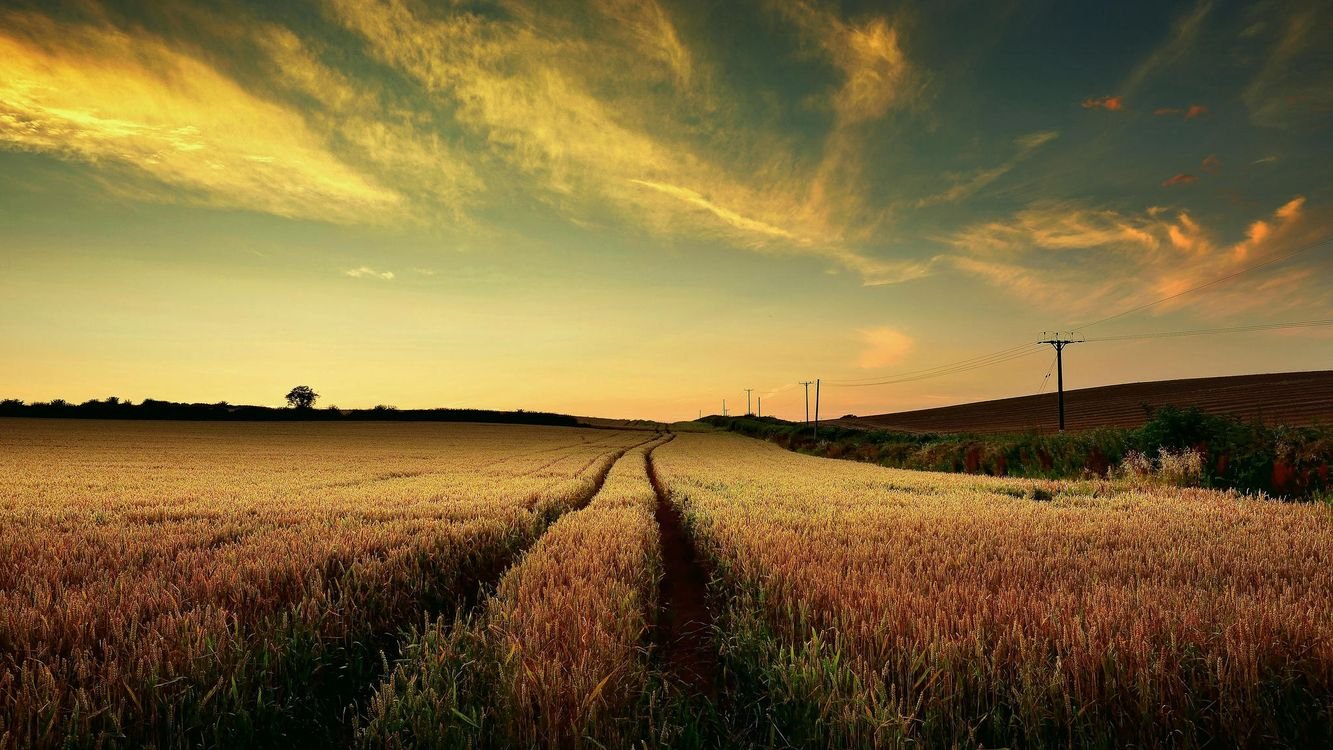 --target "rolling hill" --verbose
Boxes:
[840,370,1333,435]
